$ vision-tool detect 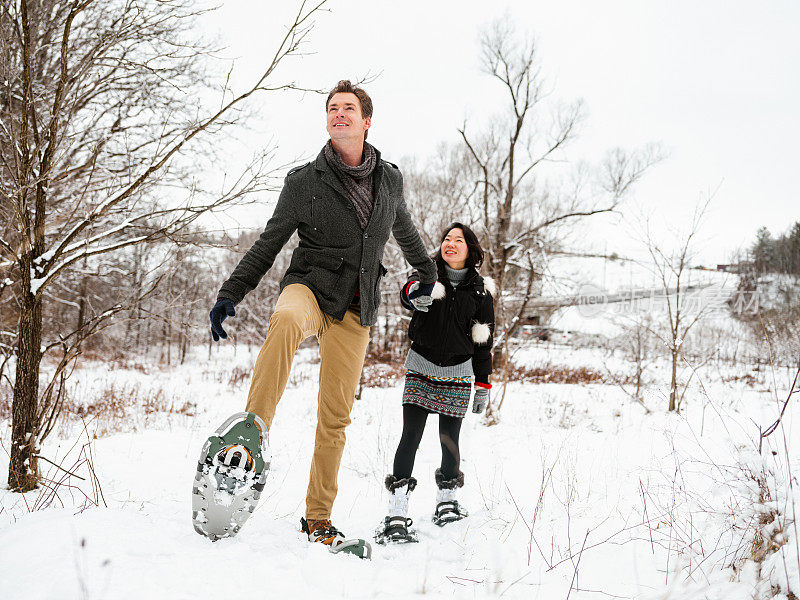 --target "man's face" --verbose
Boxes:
[326,92,371,142]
